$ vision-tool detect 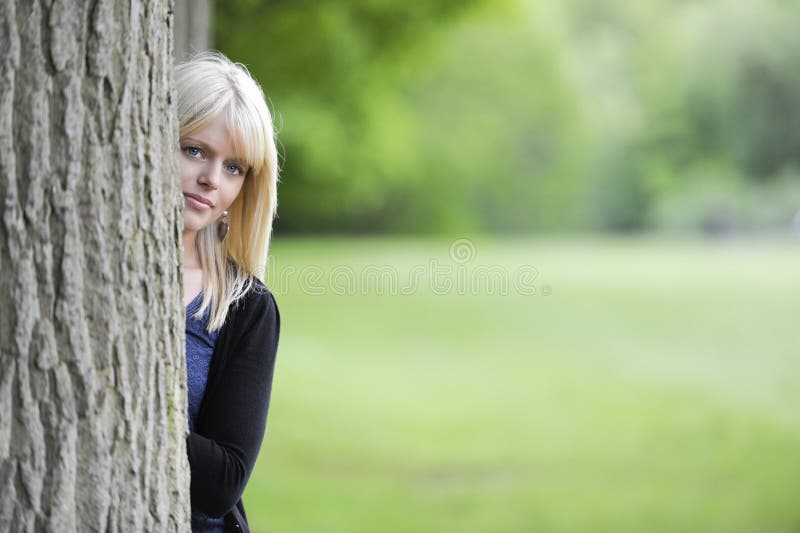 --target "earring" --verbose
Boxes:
[218,210,229,241]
